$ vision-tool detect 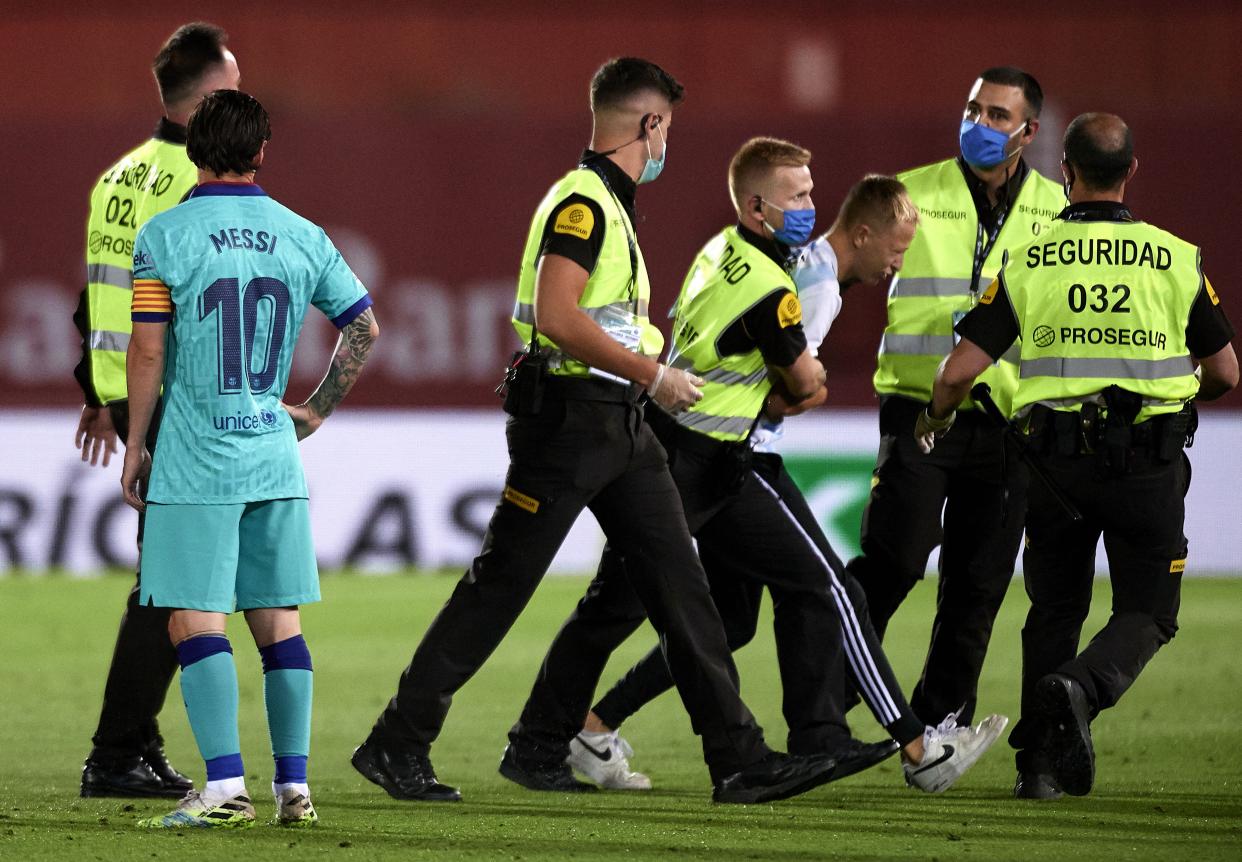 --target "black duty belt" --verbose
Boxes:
[646,403,735,457]
[543,375,643,404]
[1027,404,1194,461]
